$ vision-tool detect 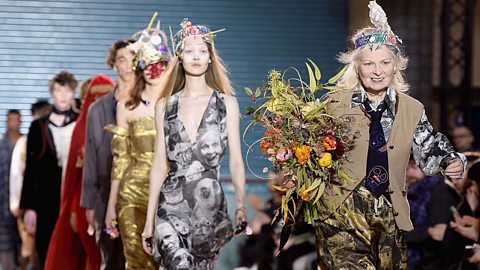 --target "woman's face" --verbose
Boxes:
[181,37,210,76]
[51,83,74,111]
[357,46,395,93]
